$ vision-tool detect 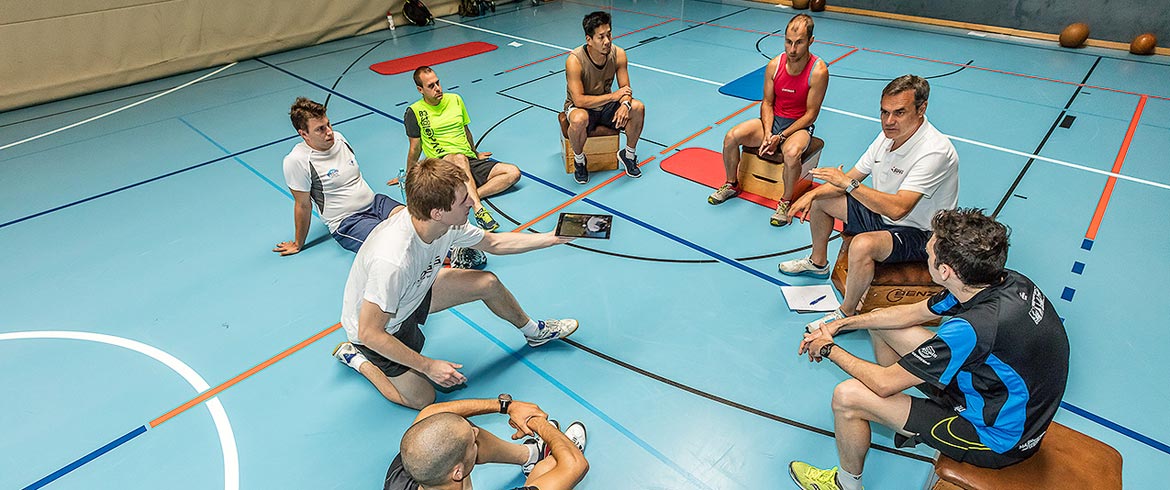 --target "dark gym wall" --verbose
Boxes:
[833,0,1168,45]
